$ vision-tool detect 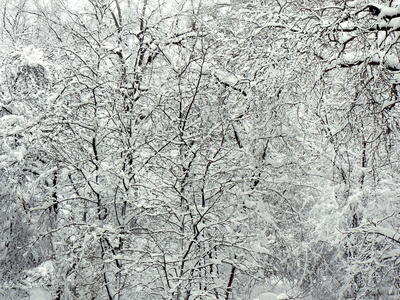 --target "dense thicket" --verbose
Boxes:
[1,0,400,299]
